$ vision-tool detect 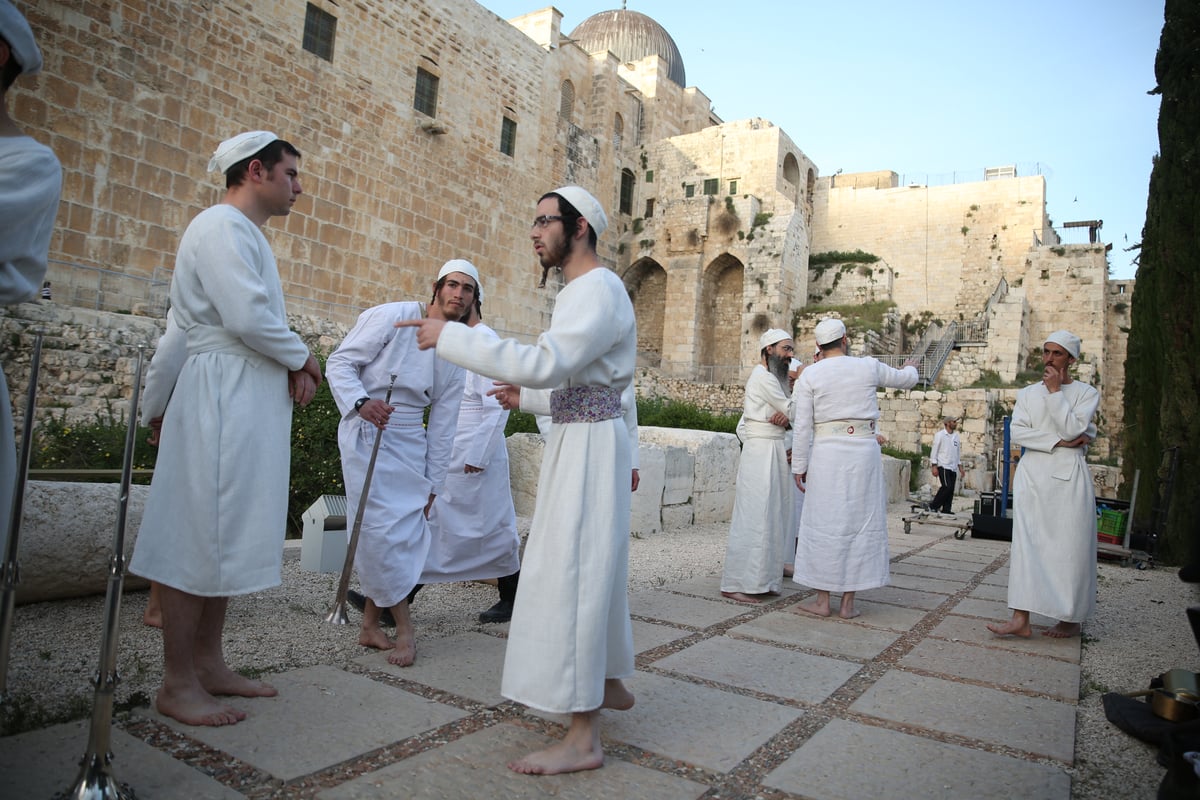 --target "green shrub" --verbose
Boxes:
[881,445,922,491]
[504,409,541,435]
[31,408,156,481]
[288,367,344,534]
[636,397,739,434]
[809,249,880,265]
